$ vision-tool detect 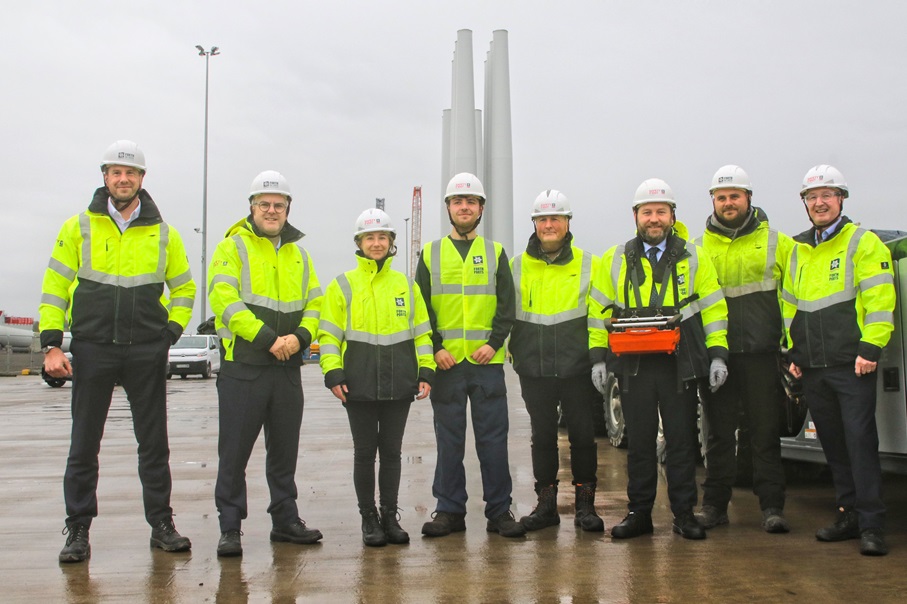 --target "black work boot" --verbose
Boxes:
[860,528,889,556]
[361,507,387,547]
[271,518,323,545]
[816,506,860,542]
[611,511,653,539]
[59,523,90,563]
[380,506,410,545]
[574,483,605,532]
[673,510,706,540]
[520,484,560,531]
[486,510,527,538]
[150,517,192,552]
[421,511,466,537]
[217,530,243,557]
